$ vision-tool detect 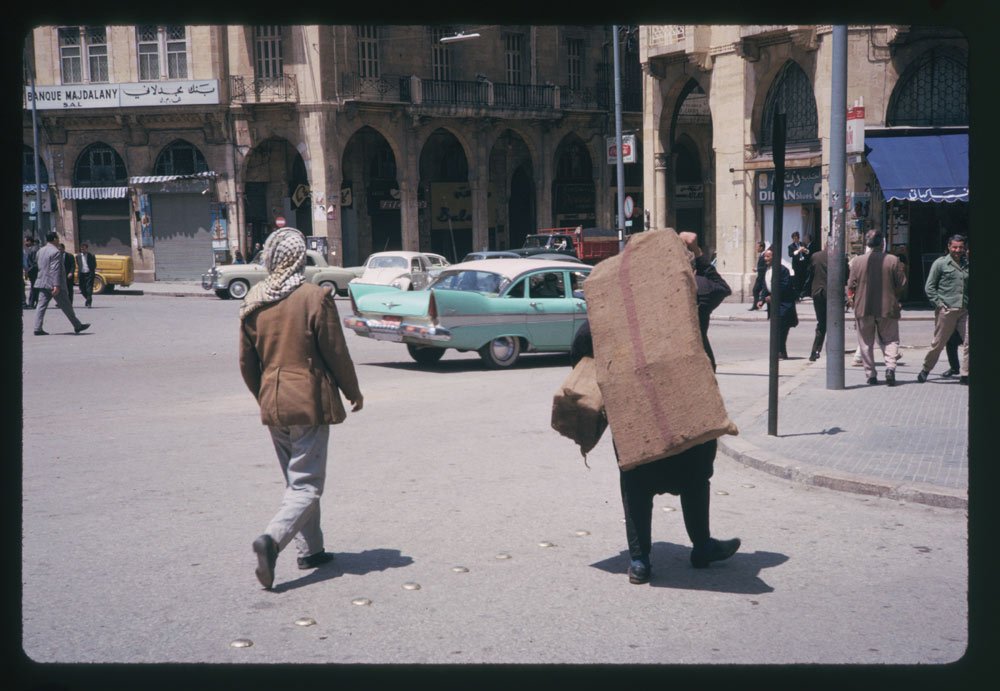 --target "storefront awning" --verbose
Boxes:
[60,186,129,200]
[130,171,218,184]
[865,133,968,203]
